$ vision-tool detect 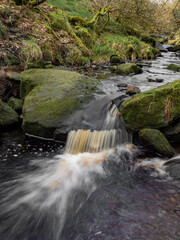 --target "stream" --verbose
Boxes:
[0,45,180,240]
